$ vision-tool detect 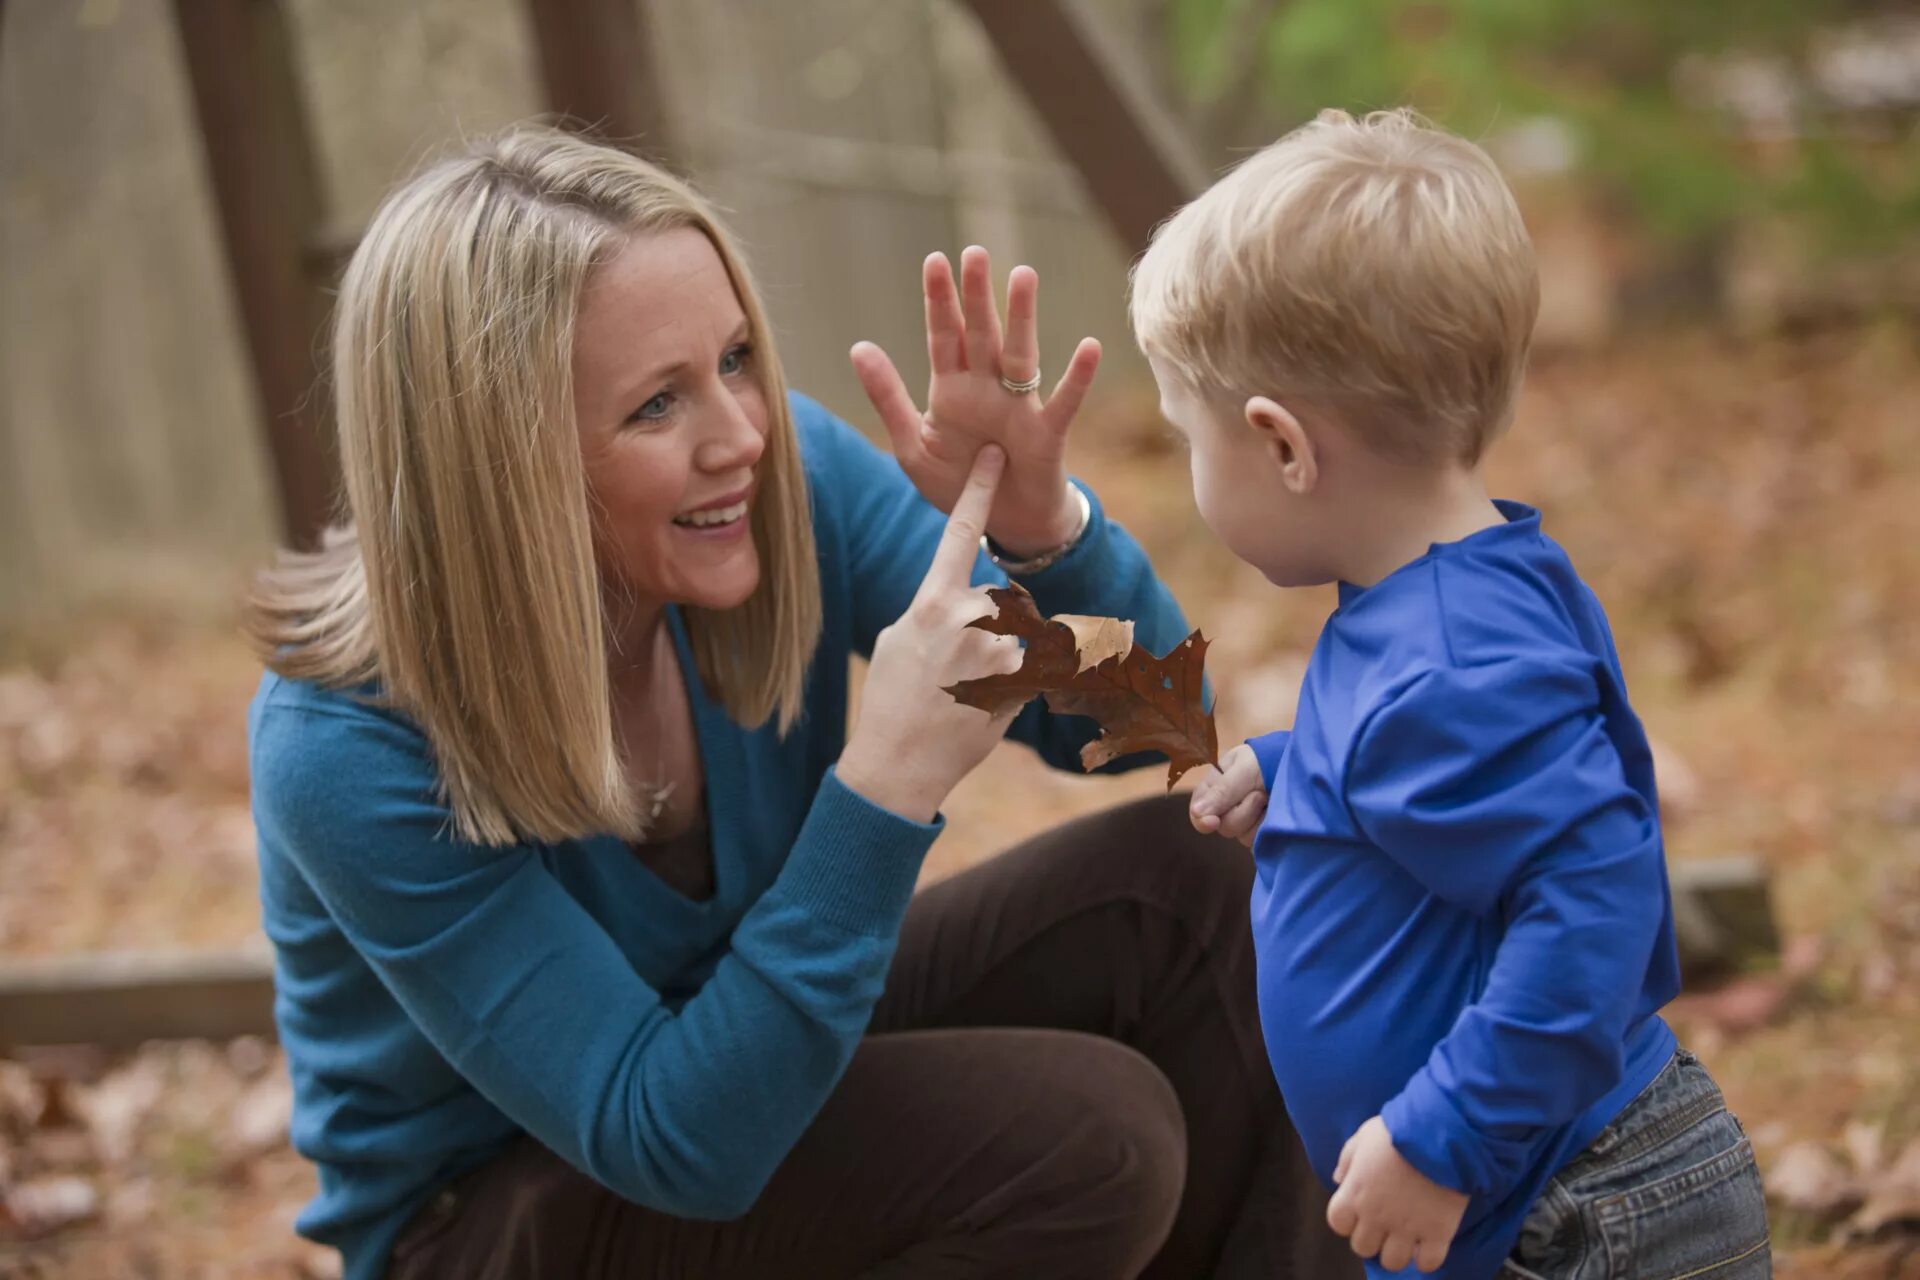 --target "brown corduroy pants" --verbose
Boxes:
[386,793,1360,1280]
